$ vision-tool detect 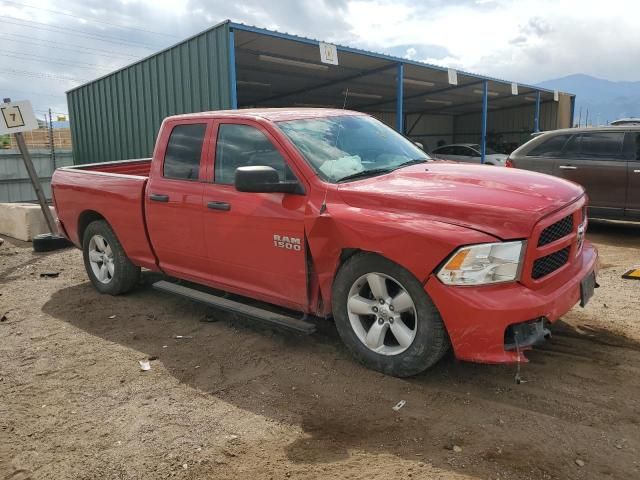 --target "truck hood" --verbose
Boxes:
[336,162,584,239]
